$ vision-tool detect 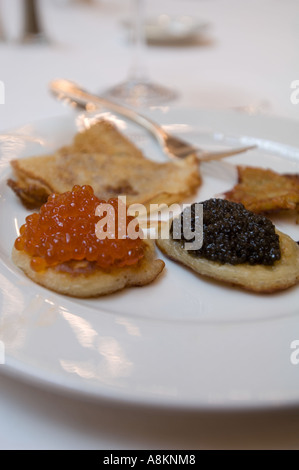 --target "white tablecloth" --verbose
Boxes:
[1,0,299,450]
